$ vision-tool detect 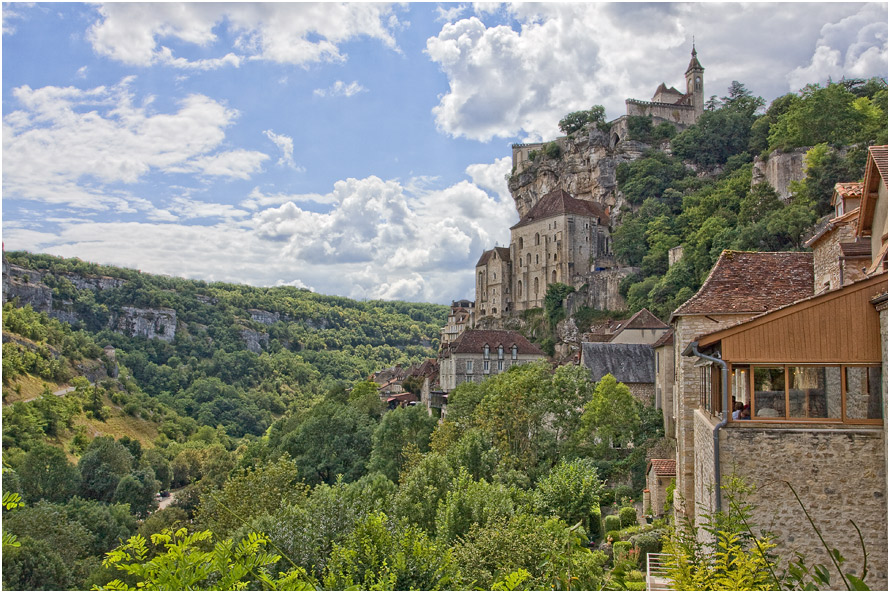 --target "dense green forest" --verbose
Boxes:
[3,76,887,591]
